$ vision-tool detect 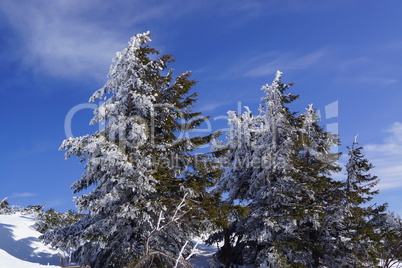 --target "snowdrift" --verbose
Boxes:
[0,213,59,267]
